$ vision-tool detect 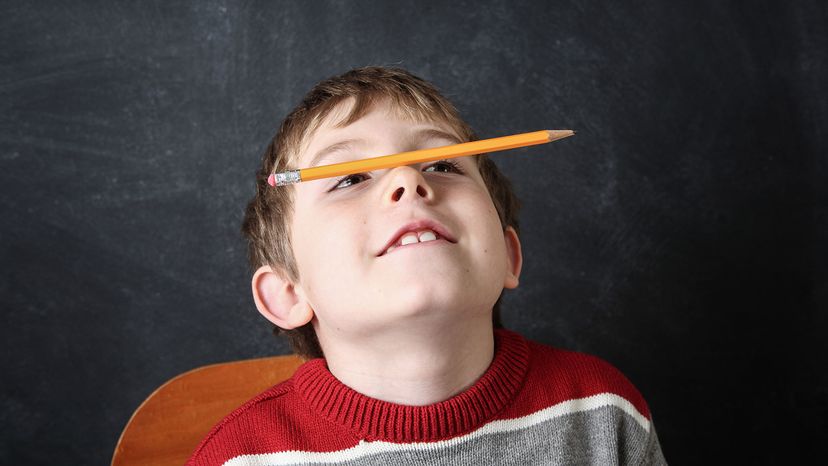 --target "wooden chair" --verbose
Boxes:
[111,354,304,466]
